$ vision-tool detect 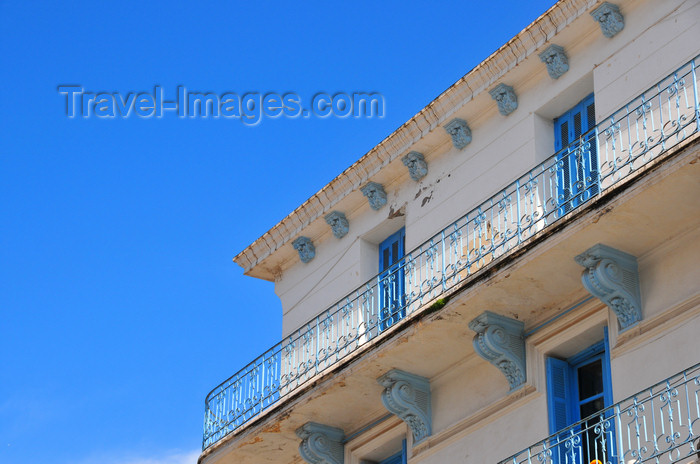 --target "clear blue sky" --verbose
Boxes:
[0,2,555,463]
